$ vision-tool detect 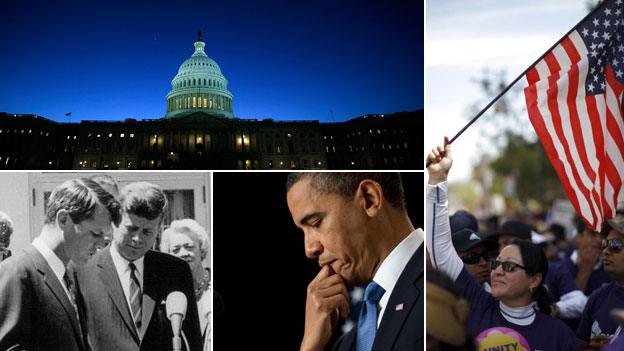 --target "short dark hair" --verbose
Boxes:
[119,182,167,220]
[89,174,120,197]
[285,172,406,209]
[45,178,121,226]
